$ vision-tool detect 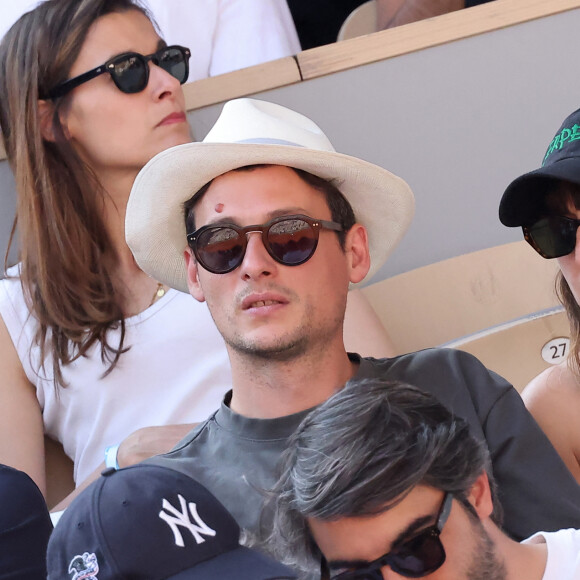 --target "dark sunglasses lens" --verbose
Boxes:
[527,217,577,258]
[268,218,318,265]
[390,532,445,577]
[196,227,245,273]
[157,47,188,83]
[111,54,148,93]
